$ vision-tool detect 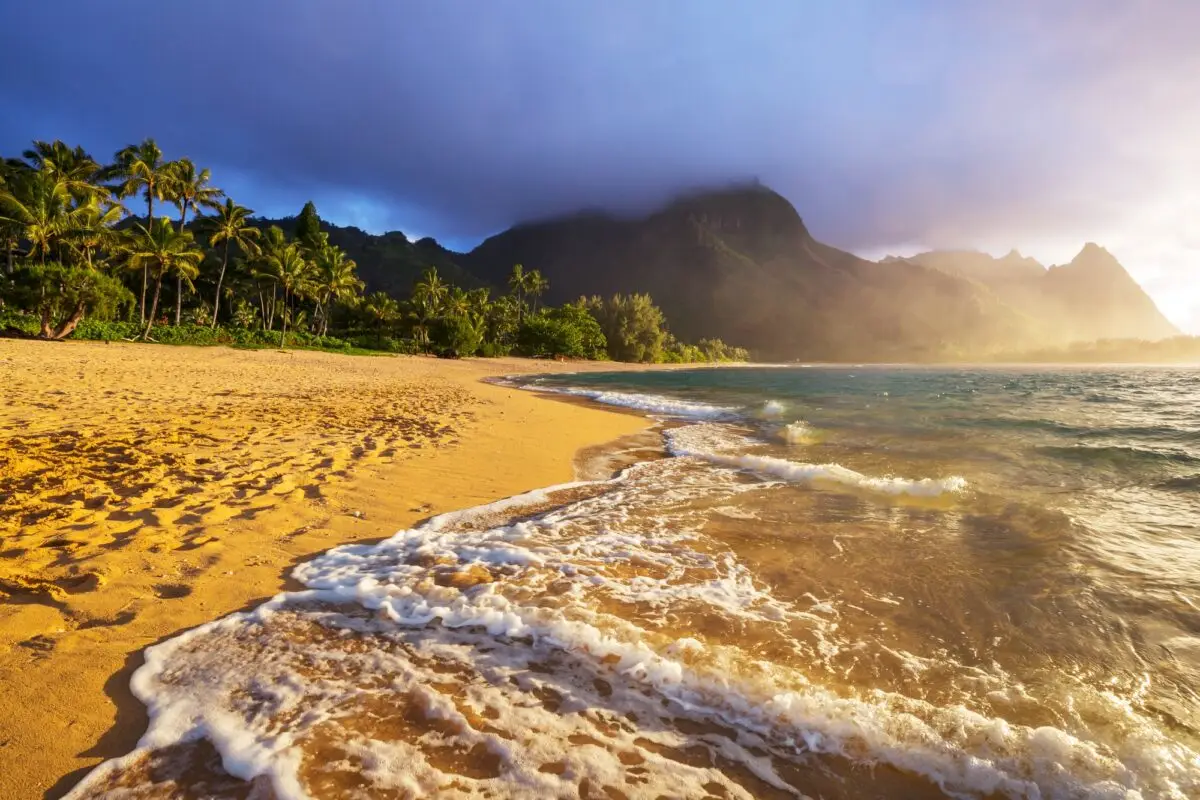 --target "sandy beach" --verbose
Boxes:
[0,340,651,799]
